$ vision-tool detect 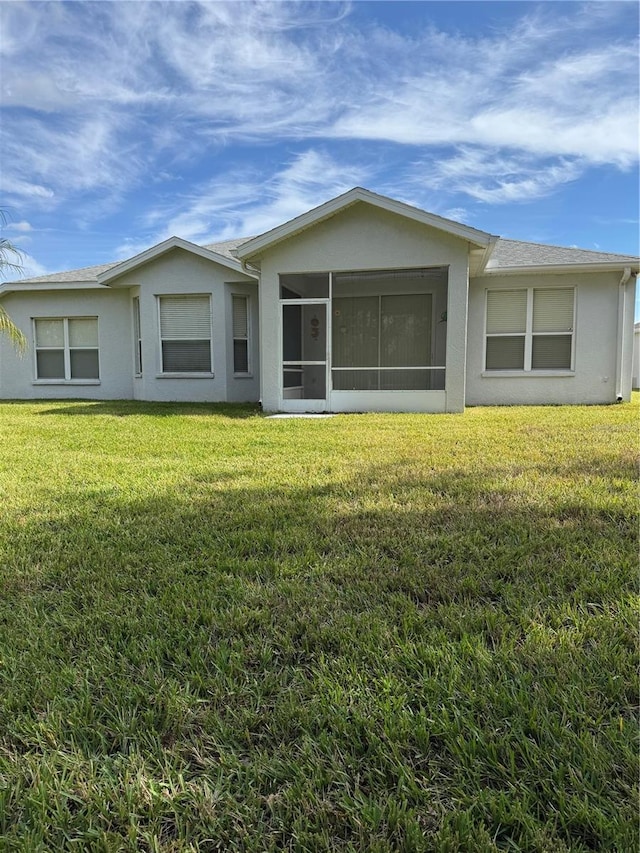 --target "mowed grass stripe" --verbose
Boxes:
[0,399,637,851]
